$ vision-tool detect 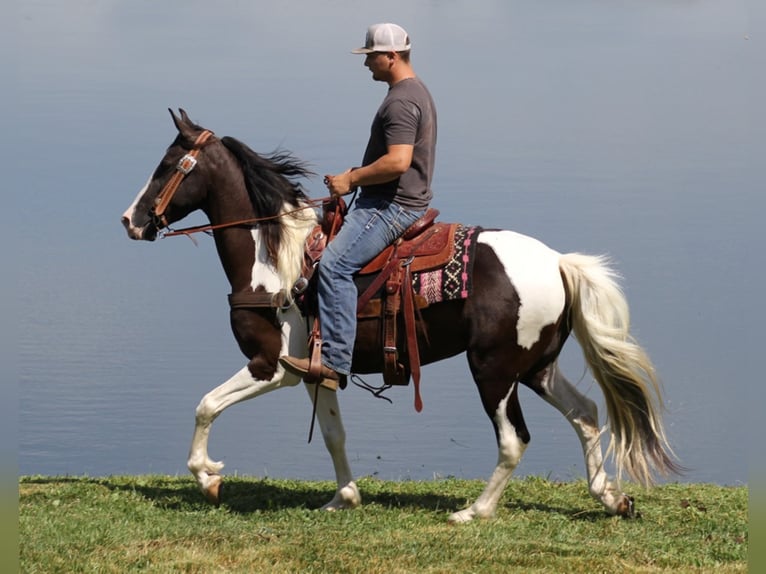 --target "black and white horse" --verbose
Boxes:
[121,109,678,522]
